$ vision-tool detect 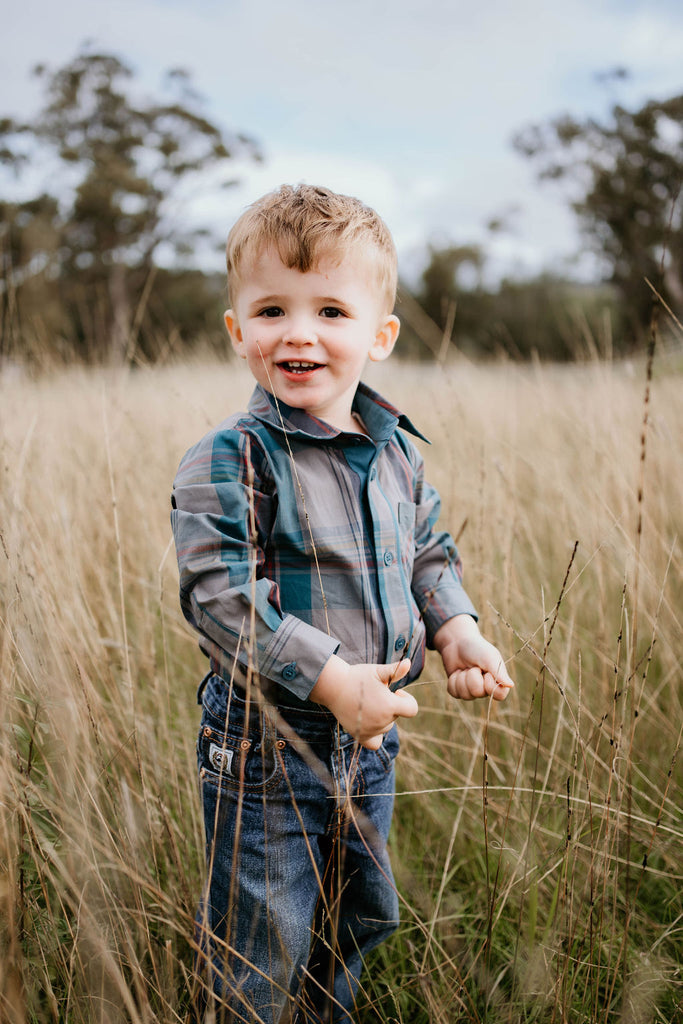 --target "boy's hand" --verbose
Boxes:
[309,655,418,750]
[433,614,514,702]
